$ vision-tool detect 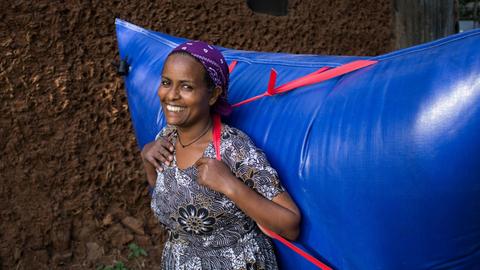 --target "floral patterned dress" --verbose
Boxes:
[151,124,285,270]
